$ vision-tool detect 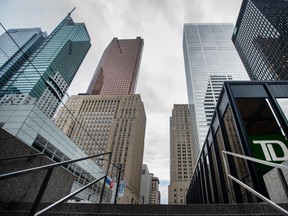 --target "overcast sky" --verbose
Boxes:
[0,0,244,204]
